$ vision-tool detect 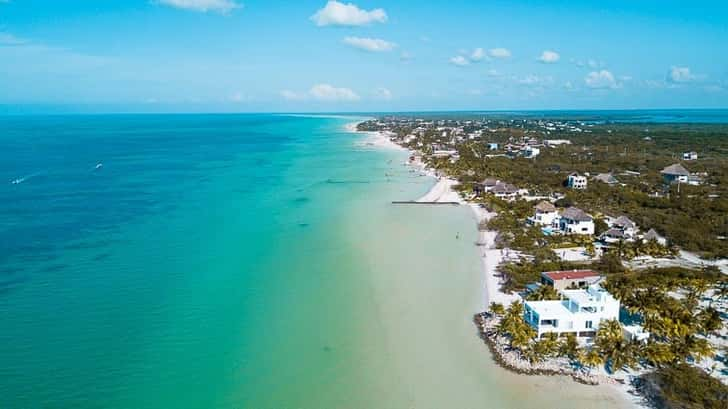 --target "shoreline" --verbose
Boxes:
[347,120,646,408]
